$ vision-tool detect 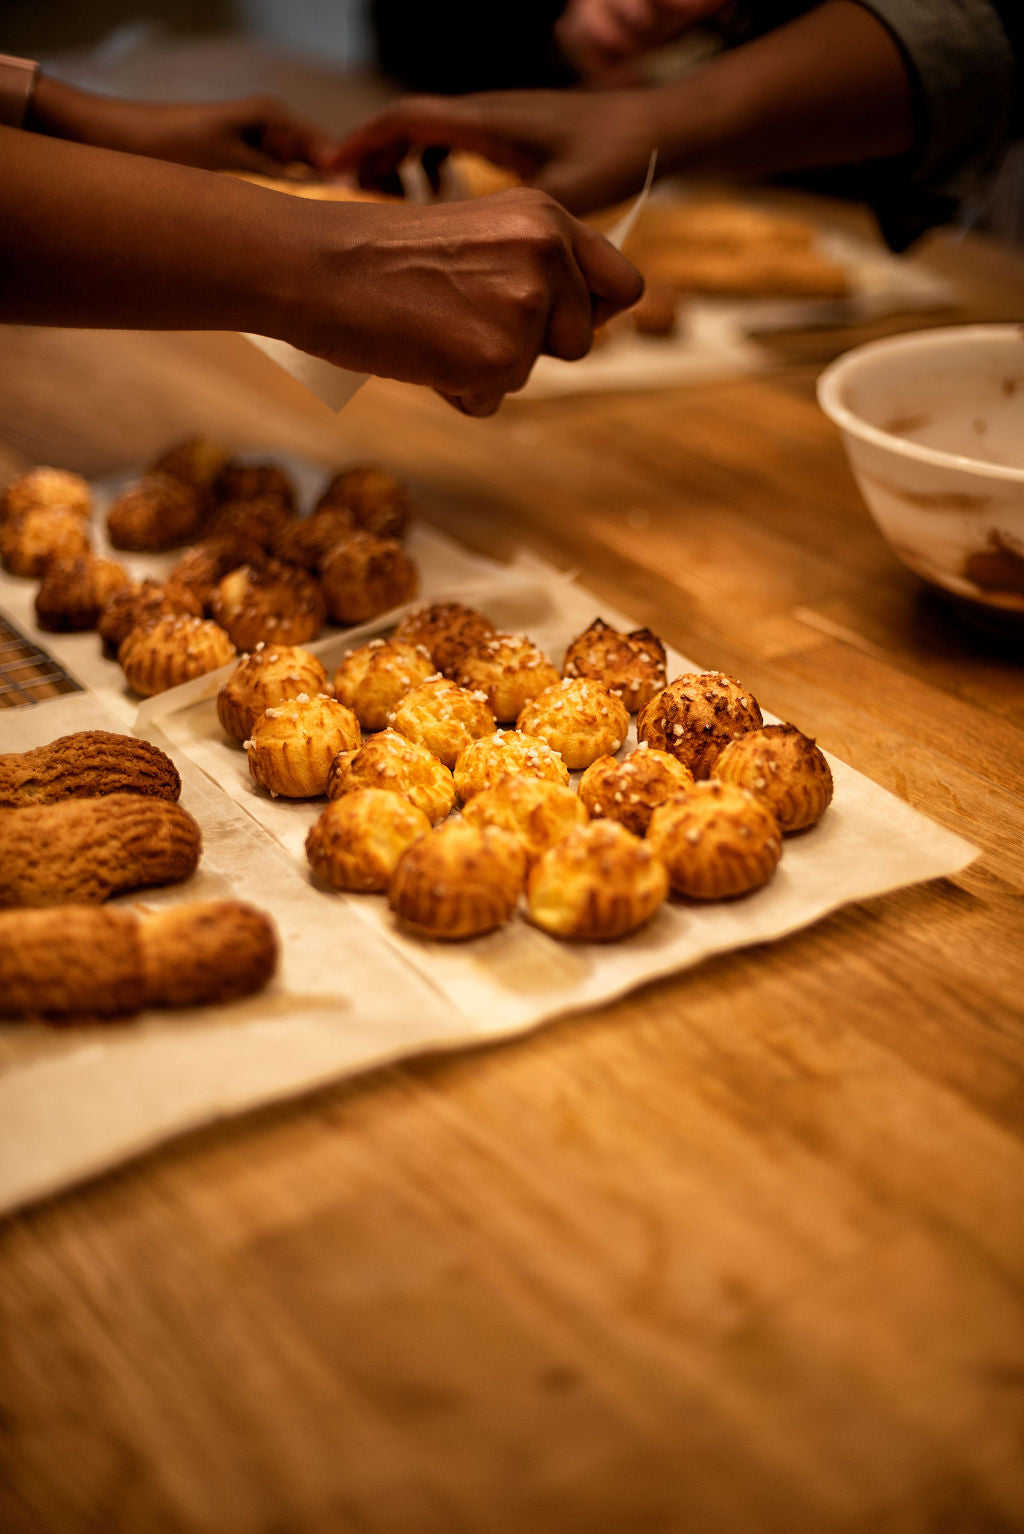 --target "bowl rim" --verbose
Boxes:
[816,322,1024,484]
